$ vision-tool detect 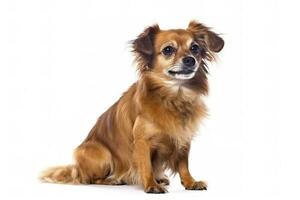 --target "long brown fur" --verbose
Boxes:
[40,21,224,193]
